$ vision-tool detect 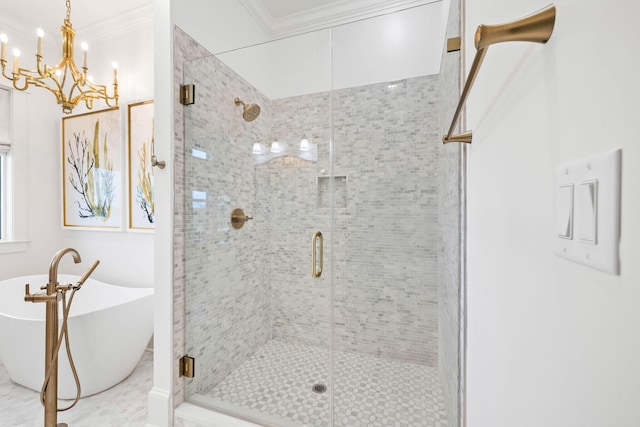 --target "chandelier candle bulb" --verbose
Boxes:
[0,34,6,62]
[36,28,44,57]
[112,61,118,84]
[81,42,88,70]
[12,48,19,74]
